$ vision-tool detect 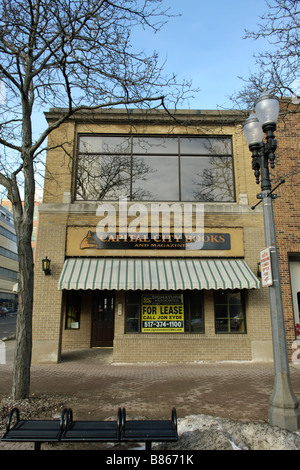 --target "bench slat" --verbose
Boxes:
[61,421,120,441]
[121,408,178,443]
[2,420,62,442]
[122,423,177,440]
